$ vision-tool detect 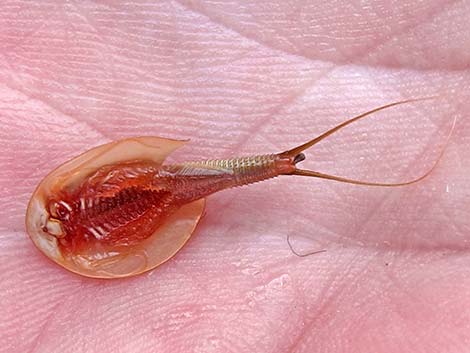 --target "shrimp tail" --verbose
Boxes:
[278,97,455,187]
